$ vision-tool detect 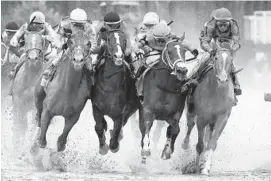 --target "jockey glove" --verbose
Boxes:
[209,49,216,57]
[62,43,68,50]
[191,49,199,57]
